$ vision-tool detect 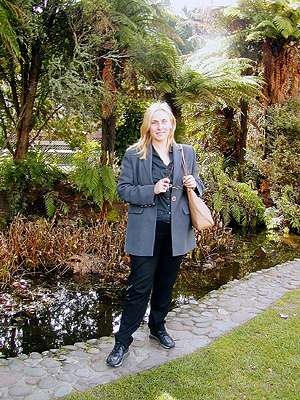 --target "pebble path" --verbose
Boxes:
[1,258,300,400]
